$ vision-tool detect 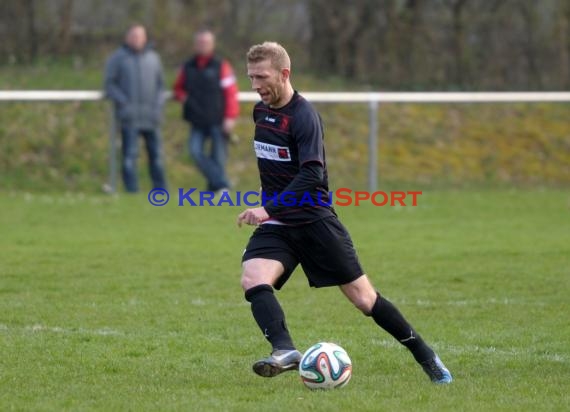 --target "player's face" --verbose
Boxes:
[247,59,288,107]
